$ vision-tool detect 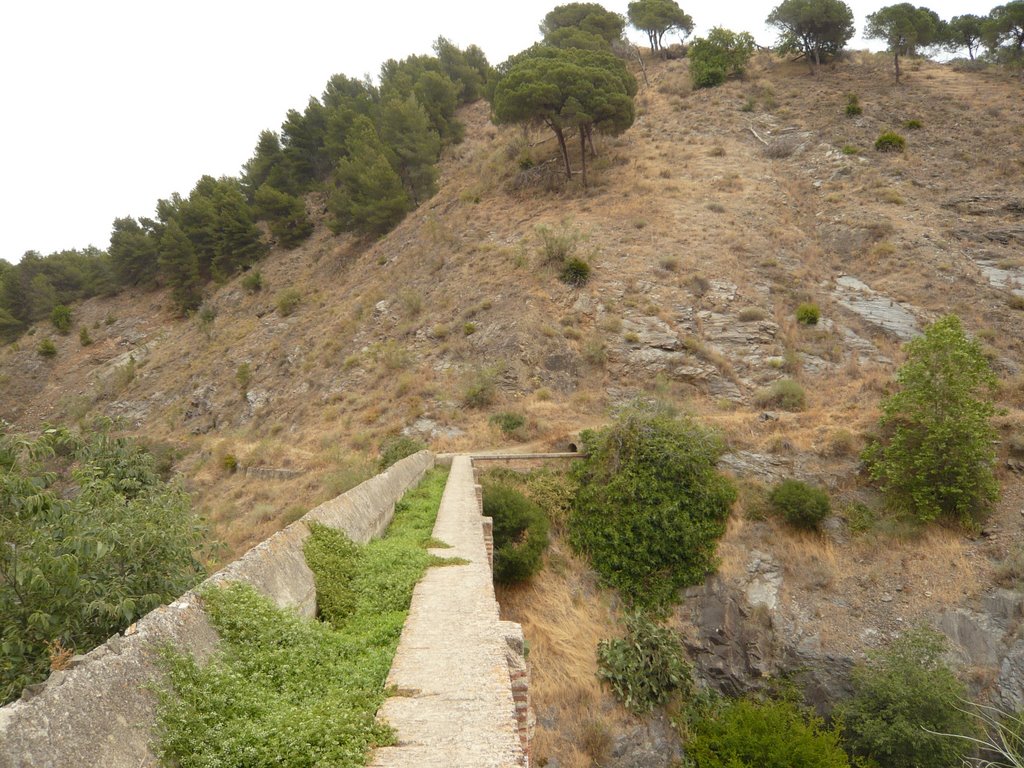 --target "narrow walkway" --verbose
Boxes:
[370,455,527,767]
